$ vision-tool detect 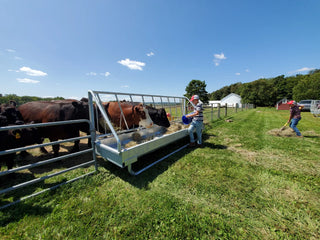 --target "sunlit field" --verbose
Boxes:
[1,107,319,239]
